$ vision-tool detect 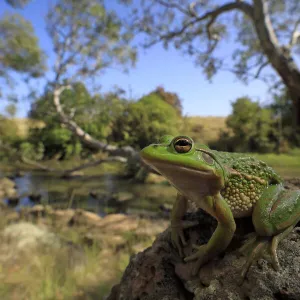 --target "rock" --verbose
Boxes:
[18,205,53,221]
[28,204,47,217]
[7,196,19,207]
[107,208,300,300]
[69,209,103,226]
[7,170,24,179]
[0,201,7,210]
[144,173,168,184]
[0,177,15,190]
[62,171,85,178]
[96,214,139,232]
[112,192,134,203]
[5,211,20,223]
[0,177,17,200]
[29,193,42,203]
[50,208,75,225]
